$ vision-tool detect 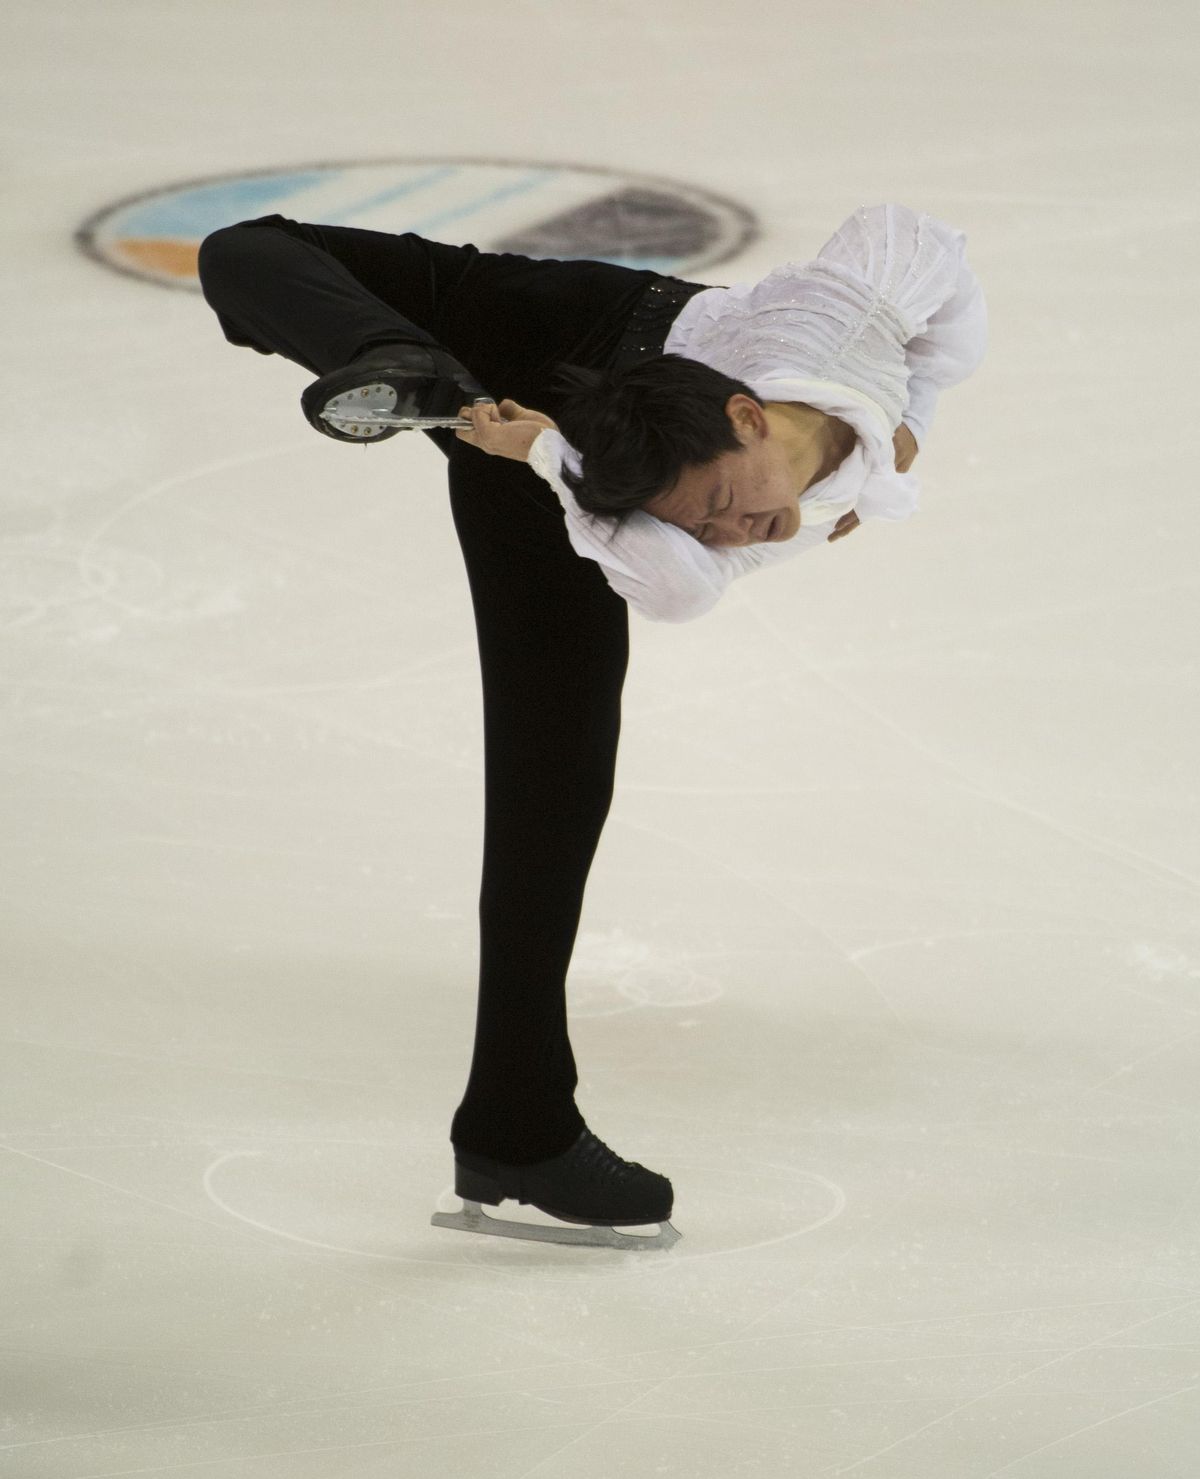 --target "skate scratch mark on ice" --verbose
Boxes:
[567,1166,842,1262]
[204,1157,652,1379]
[610,811,920,1042]
[0,1137,521,1377]
[0,1427,585,1467]
[709,1022,1196,1354]
[847,931,1200,1066]
[183,497,405,582]
[846,926,1114,1062]
[815,1300,1200,1477]
[982,1384,1200,1479]
[201,1151,480,1276]
[0,1142,453,1292]
[1158,1164,1200,1238]
[183,651,480,704]
[0,1359,637,1457]
[643,1293,1193,1351]
[586,1275,1200,1479]
[204,1146,676,1363]
[74,442,304,615]
[3,1031,435,1085]
[0,1142,429,1312]
[529,905,1090,1458]
[838,573,1200,669]
[1075,1019,1200,1099]
[741,601,1200,900]
[201,1155,614,1368]
[508,1180,936,1479]
[0,1141,251,1236]
[847,926,1116,966]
